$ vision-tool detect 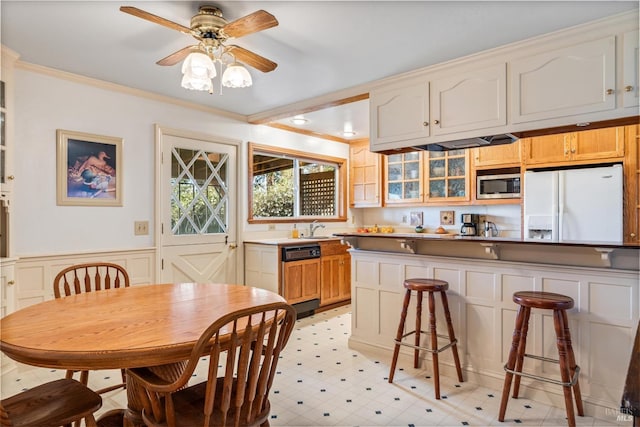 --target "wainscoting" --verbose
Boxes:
[13,248,155,309]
